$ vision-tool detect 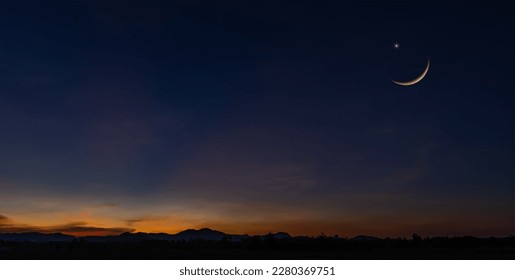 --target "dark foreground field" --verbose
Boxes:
[1,236,515,260]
